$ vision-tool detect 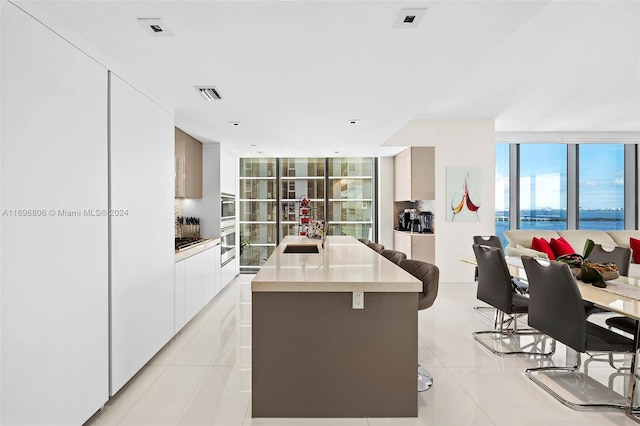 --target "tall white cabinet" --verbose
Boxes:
[1,2,109,424]
[109,74,175,394]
